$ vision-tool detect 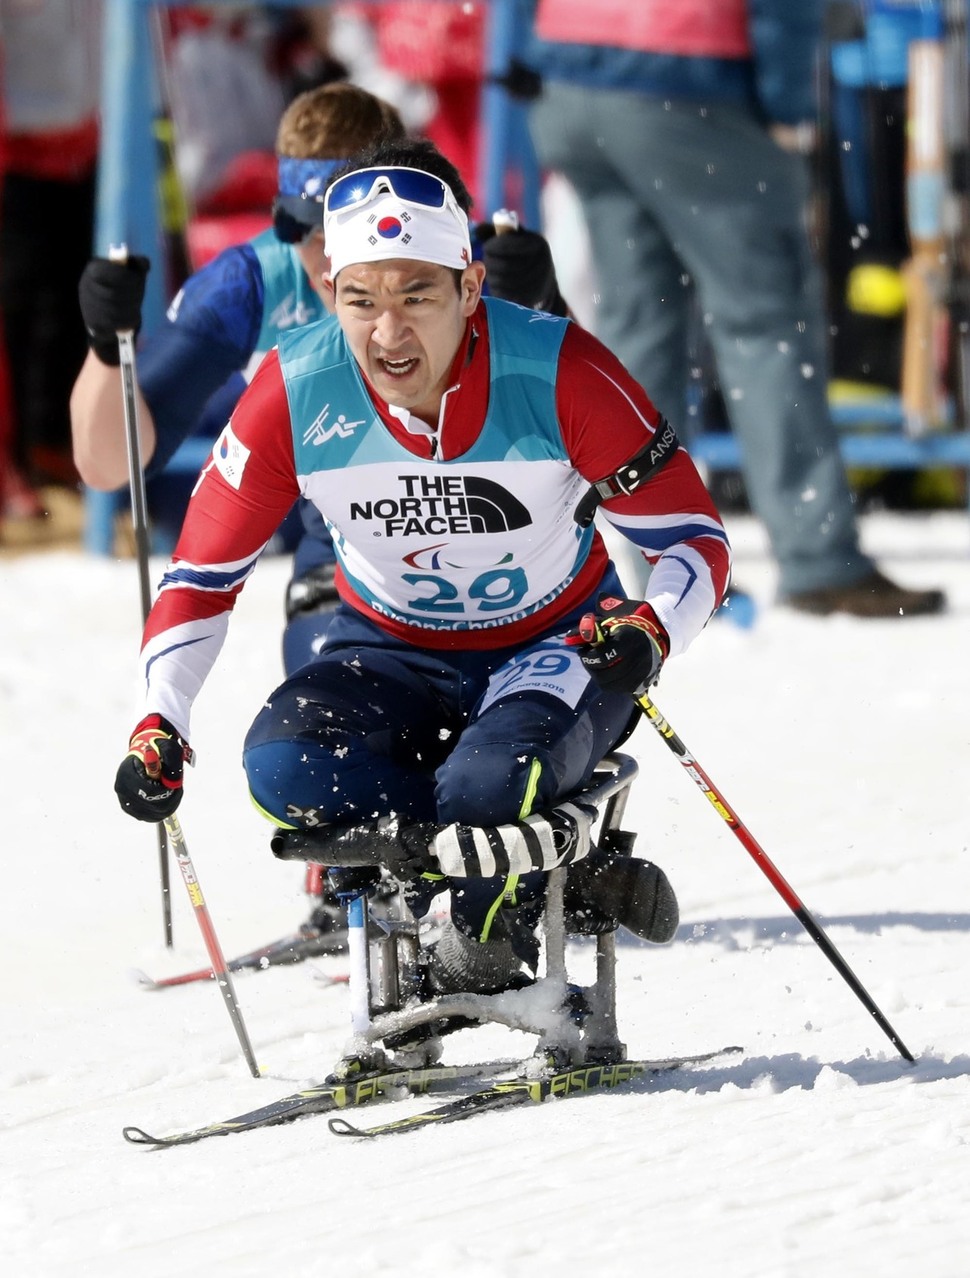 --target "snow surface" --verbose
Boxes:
[3,509,969,1278]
